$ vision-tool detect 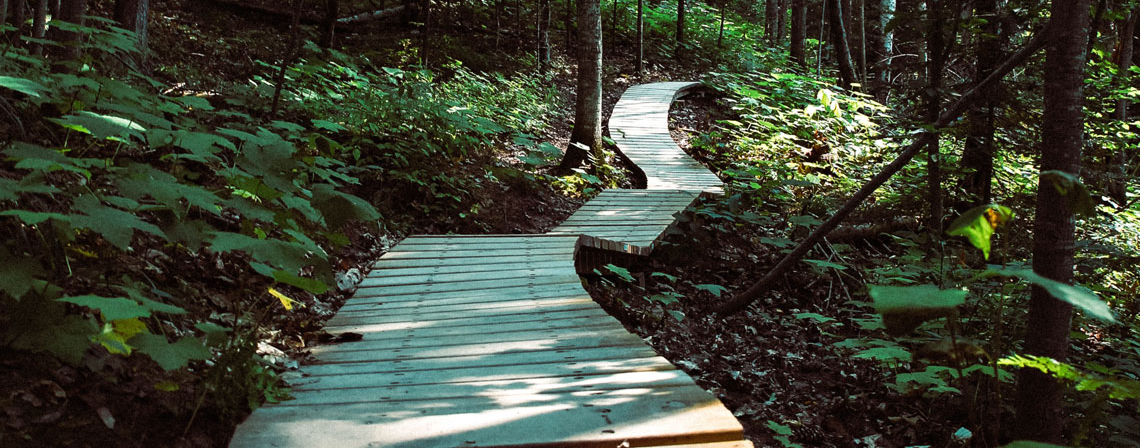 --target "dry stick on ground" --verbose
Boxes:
[715,22,1052,316]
